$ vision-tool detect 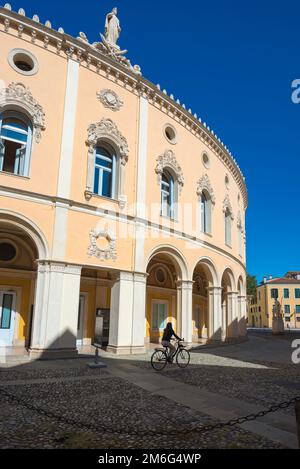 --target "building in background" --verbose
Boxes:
[247,272,300,329]
[0,5,248,358]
